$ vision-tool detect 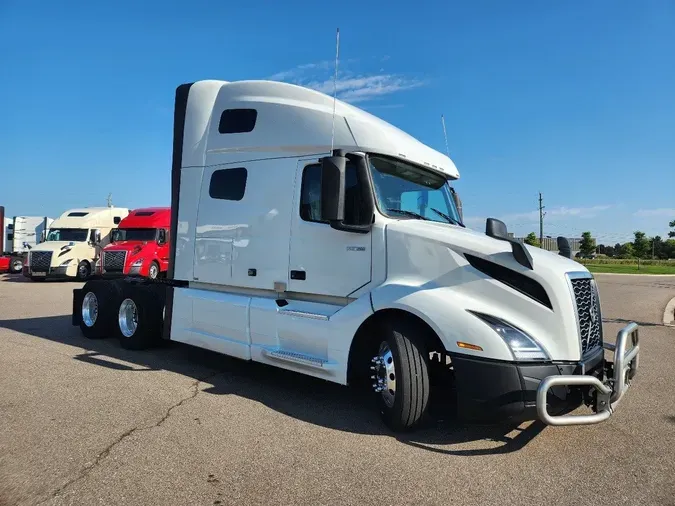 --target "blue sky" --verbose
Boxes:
[1,0,673,244]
